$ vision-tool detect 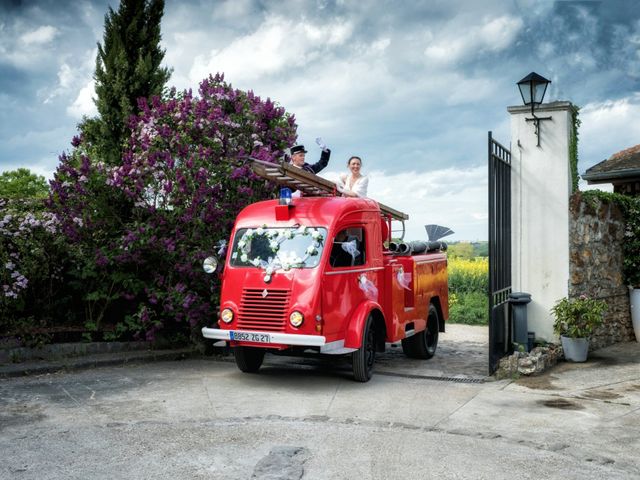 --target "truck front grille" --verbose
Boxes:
[237,288,291,331]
